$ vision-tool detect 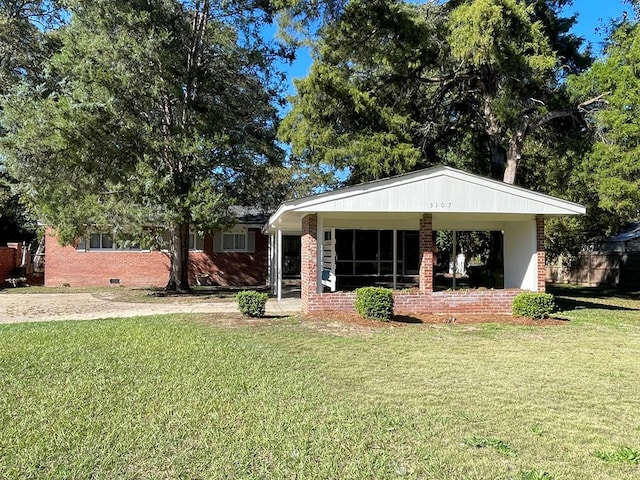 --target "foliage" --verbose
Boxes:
[235,290,269,317]
[0,1,64,244]
[354,286,394,321]
[595,447,640,464]
[512,292,556,319]
[463,436,515,456]
[568,18,640,222]
[0,0,286,290]
[280,0,592,185]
